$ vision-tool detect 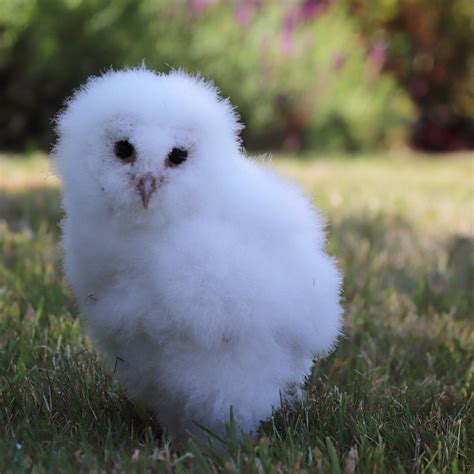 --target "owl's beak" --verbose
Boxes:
[136,173,157,209]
